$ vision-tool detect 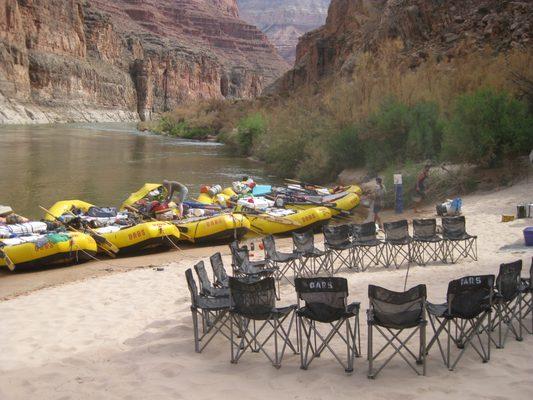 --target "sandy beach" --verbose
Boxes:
[1,181,532,400]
